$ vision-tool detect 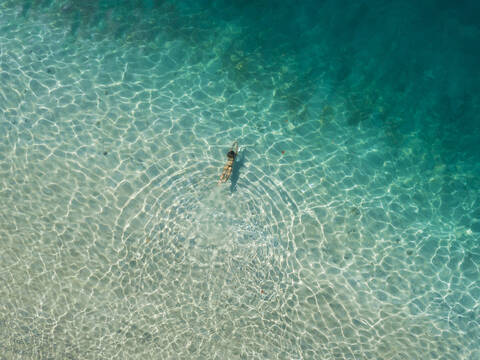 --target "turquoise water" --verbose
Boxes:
[0,0,479,358]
